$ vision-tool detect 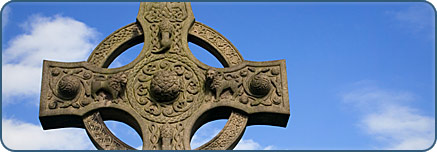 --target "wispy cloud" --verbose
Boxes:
[361,105,434,149]
[1,15,100,149]
[2,14,99,105]
[2,118,94,150]
[386,4,435,34]
[341,82,434,150]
